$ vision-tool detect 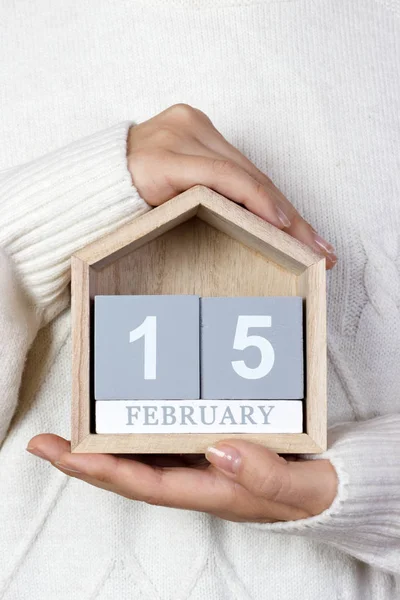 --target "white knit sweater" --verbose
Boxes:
[0,1,399,598]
